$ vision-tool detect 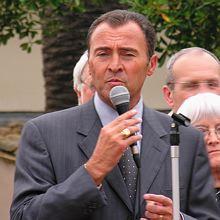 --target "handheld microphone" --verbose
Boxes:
[109,86,140,168]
